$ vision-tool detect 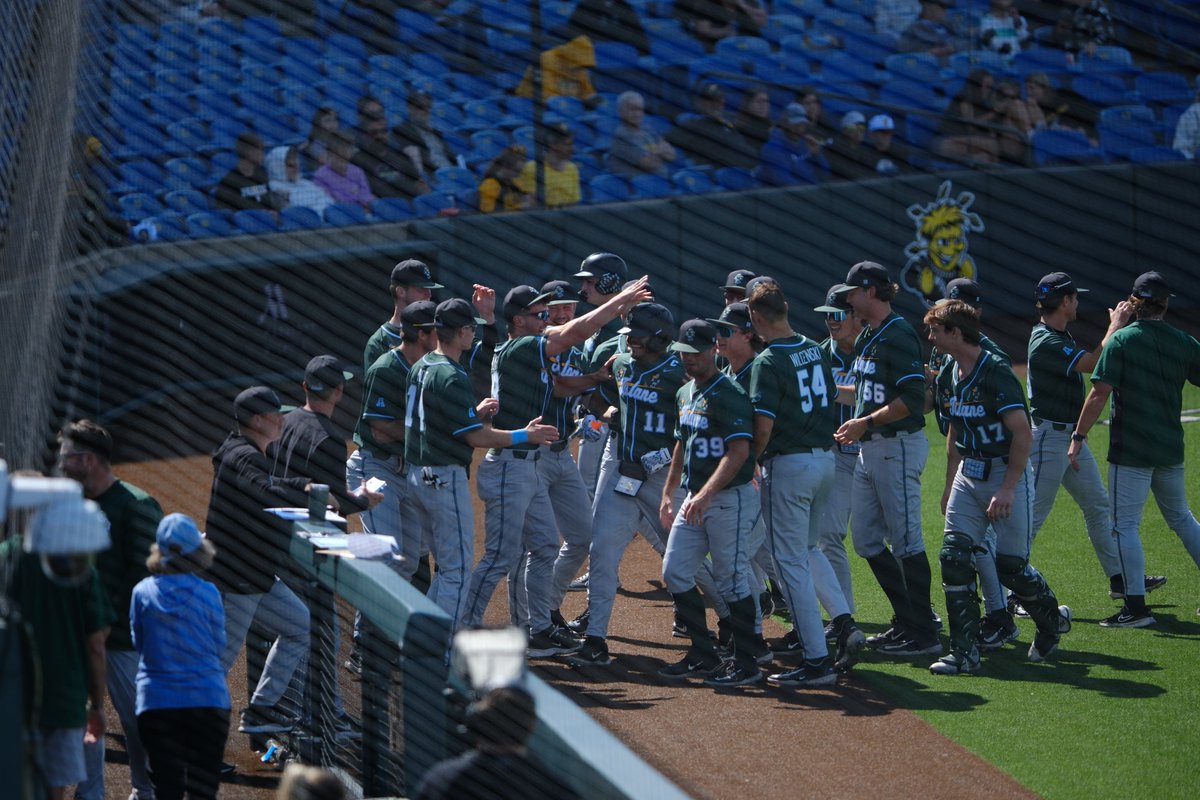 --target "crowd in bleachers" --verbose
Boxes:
[84,0,1199,243]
